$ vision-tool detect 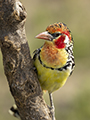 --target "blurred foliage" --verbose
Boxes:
[0,0,90,120]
